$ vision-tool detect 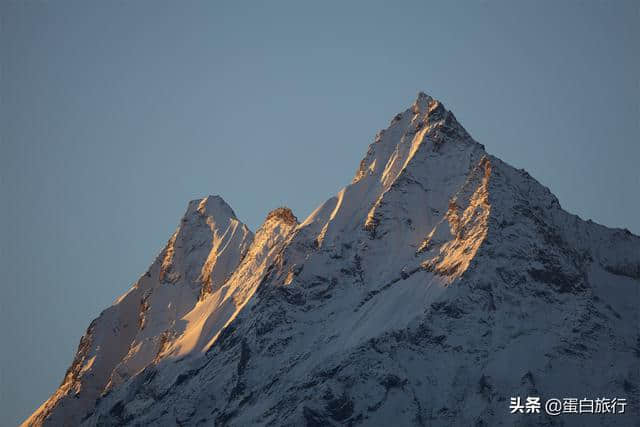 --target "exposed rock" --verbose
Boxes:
[24,92,640,427]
